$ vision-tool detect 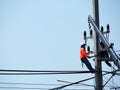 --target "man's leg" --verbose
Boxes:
[81,58,95,73]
